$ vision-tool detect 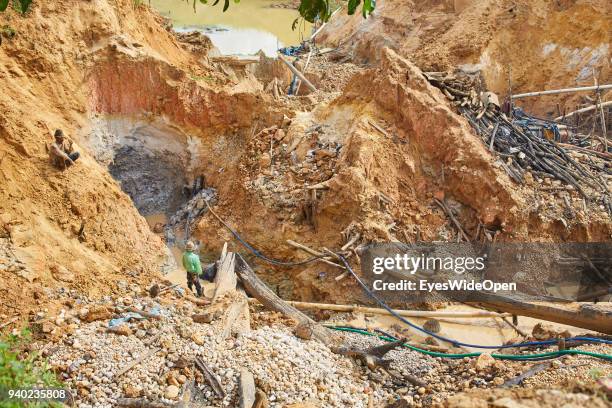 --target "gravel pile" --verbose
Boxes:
[43,295,443,408]
[39,292,611,408]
